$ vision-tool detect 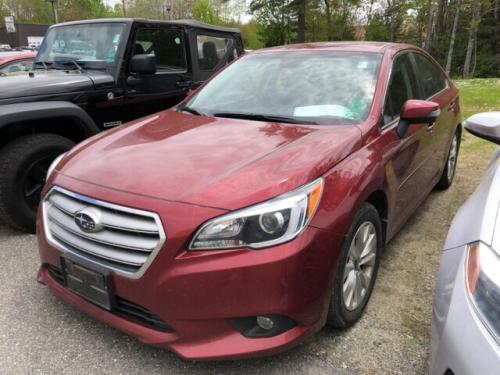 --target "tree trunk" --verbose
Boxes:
[445,0,461,74]
[425,0,433,50]
[431,0,447,55]
[324,0,332,41]
[463,0,481,79]
[297,0,306,43]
